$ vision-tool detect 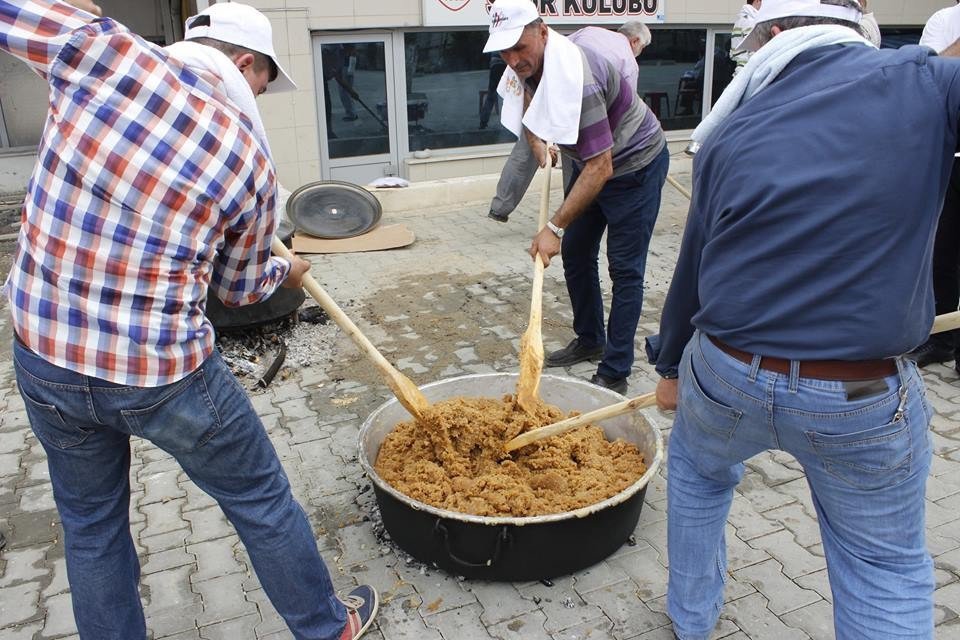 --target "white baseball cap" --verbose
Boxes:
[483,0,541,53]
[738,0,863,52]
[184,2,296,93]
